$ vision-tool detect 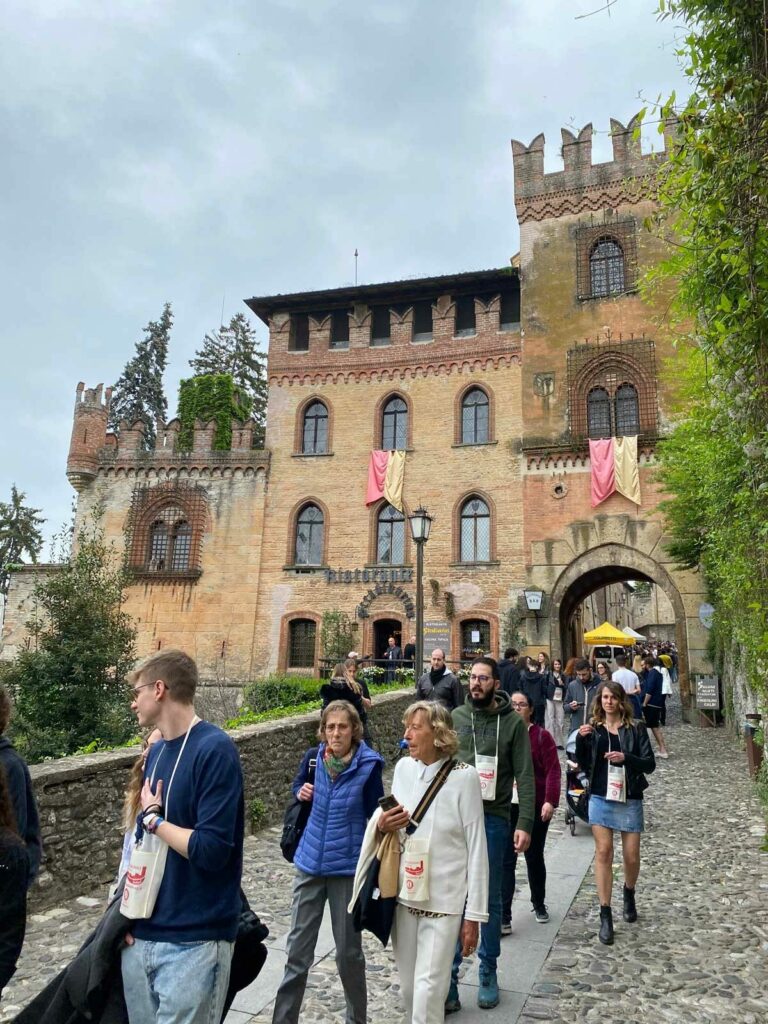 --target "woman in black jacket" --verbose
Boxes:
[519,657,547,728]
[0,763,30,1000]
[575,681,655,945]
